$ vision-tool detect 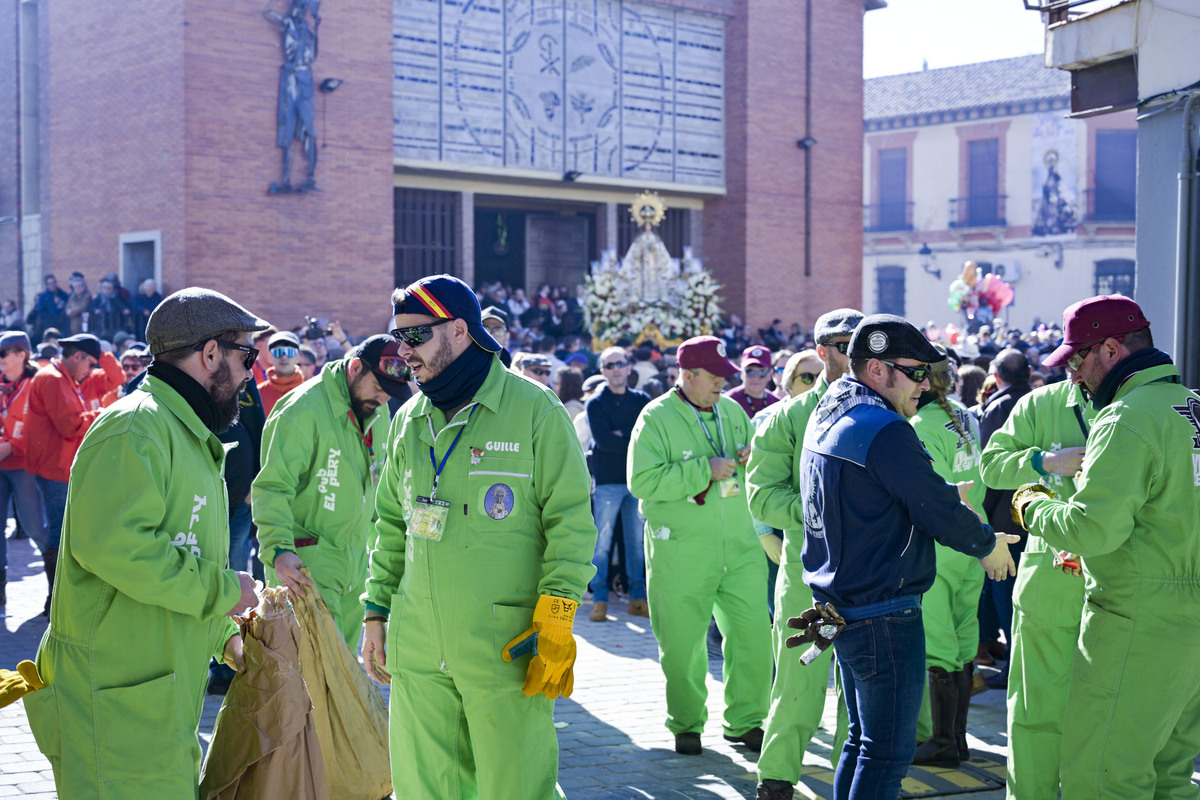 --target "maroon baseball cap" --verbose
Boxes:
[1043,295,1150,368]
[740,345,772,370]
[677,336,739,378]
